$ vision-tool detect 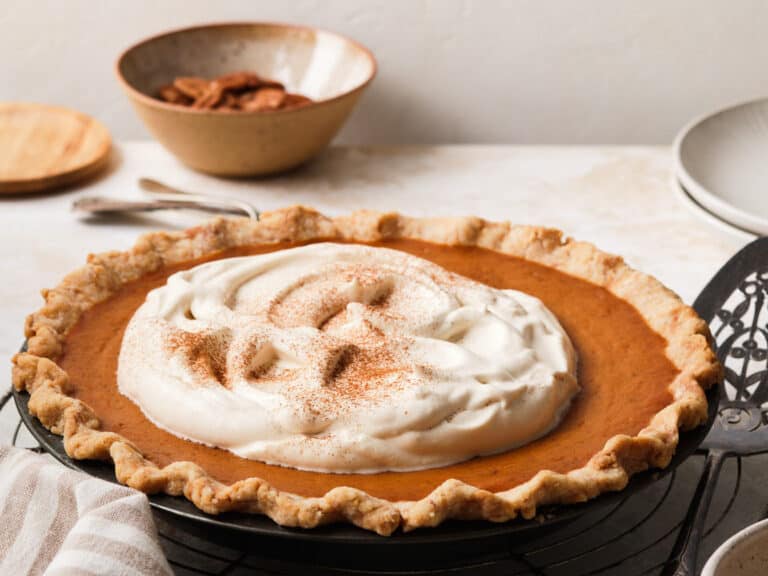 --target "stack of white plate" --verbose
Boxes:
[674,98,768,239]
